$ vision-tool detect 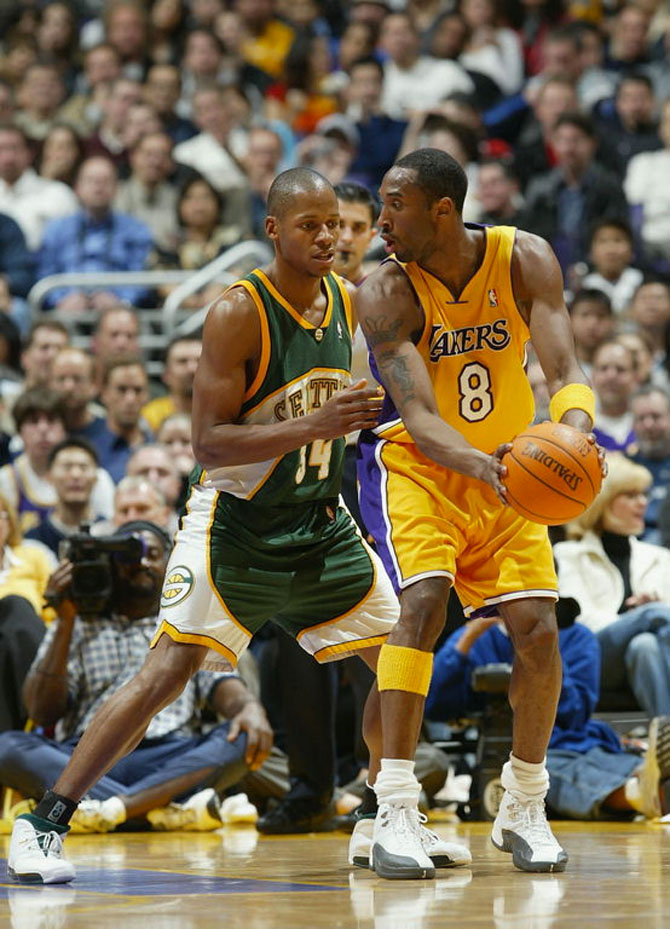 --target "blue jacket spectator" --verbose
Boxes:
[425,619,660,820]
[37,157,153,312]
[0,212,34,299]
[427,621,622,755]
[520,113,629,276]
[0,211,35,335]
[342,57,407,188]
